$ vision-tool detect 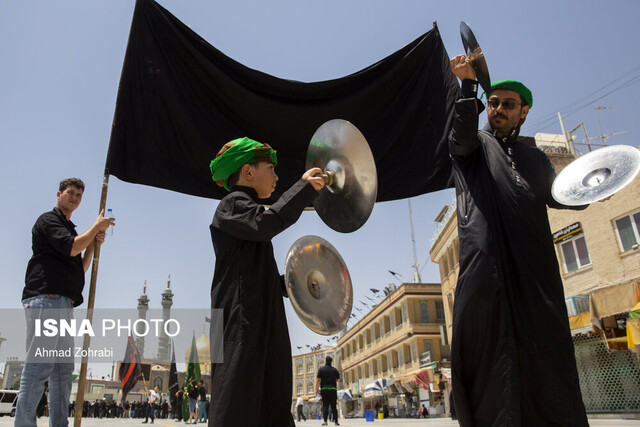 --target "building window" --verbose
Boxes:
[403,304,408,324]
[423,339,433,357]
[318,358,324,367]
[153,377,163,390]
[419,301,429,324]
[296,363,303,376]
[307,362,314,374]
[306,381,314,394]
[615,211,640,252]
[442,256,450,277]
[297,383,303,395]
[560,236,591,273]
[435,301,445,321]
